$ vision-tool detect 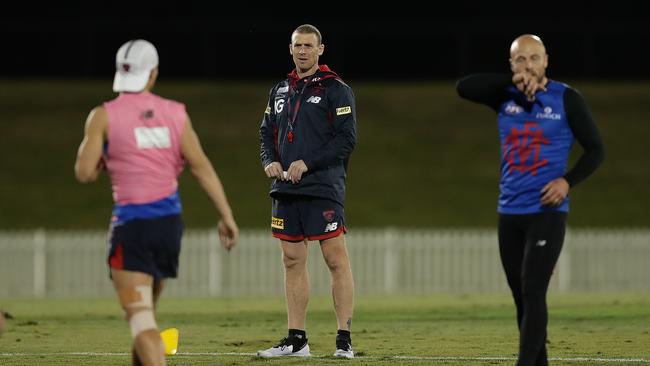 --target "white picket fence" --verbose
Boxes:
[0,229,648,298]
